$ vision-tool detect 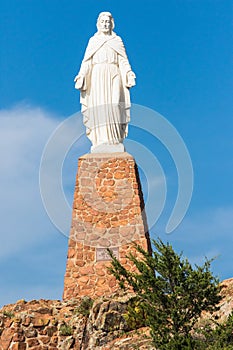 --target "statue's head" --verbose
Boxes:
[96,12,115,34]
